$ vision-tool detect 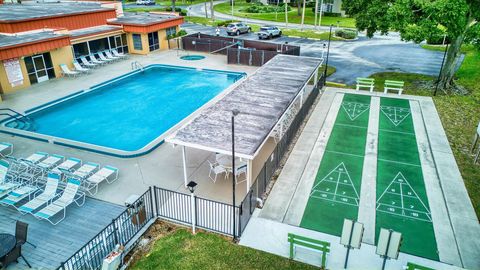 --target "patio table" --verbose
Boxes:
[216,154,247,171]
[0,233,16,258]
